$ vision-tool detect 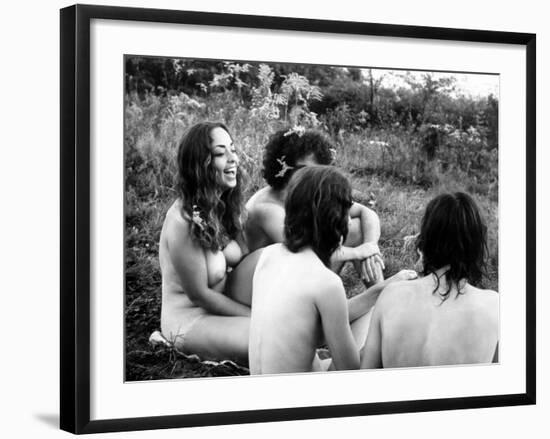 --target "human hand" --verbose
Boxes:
[354,242,381,260]
[388,269,418,283]
[354,255,385,285]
